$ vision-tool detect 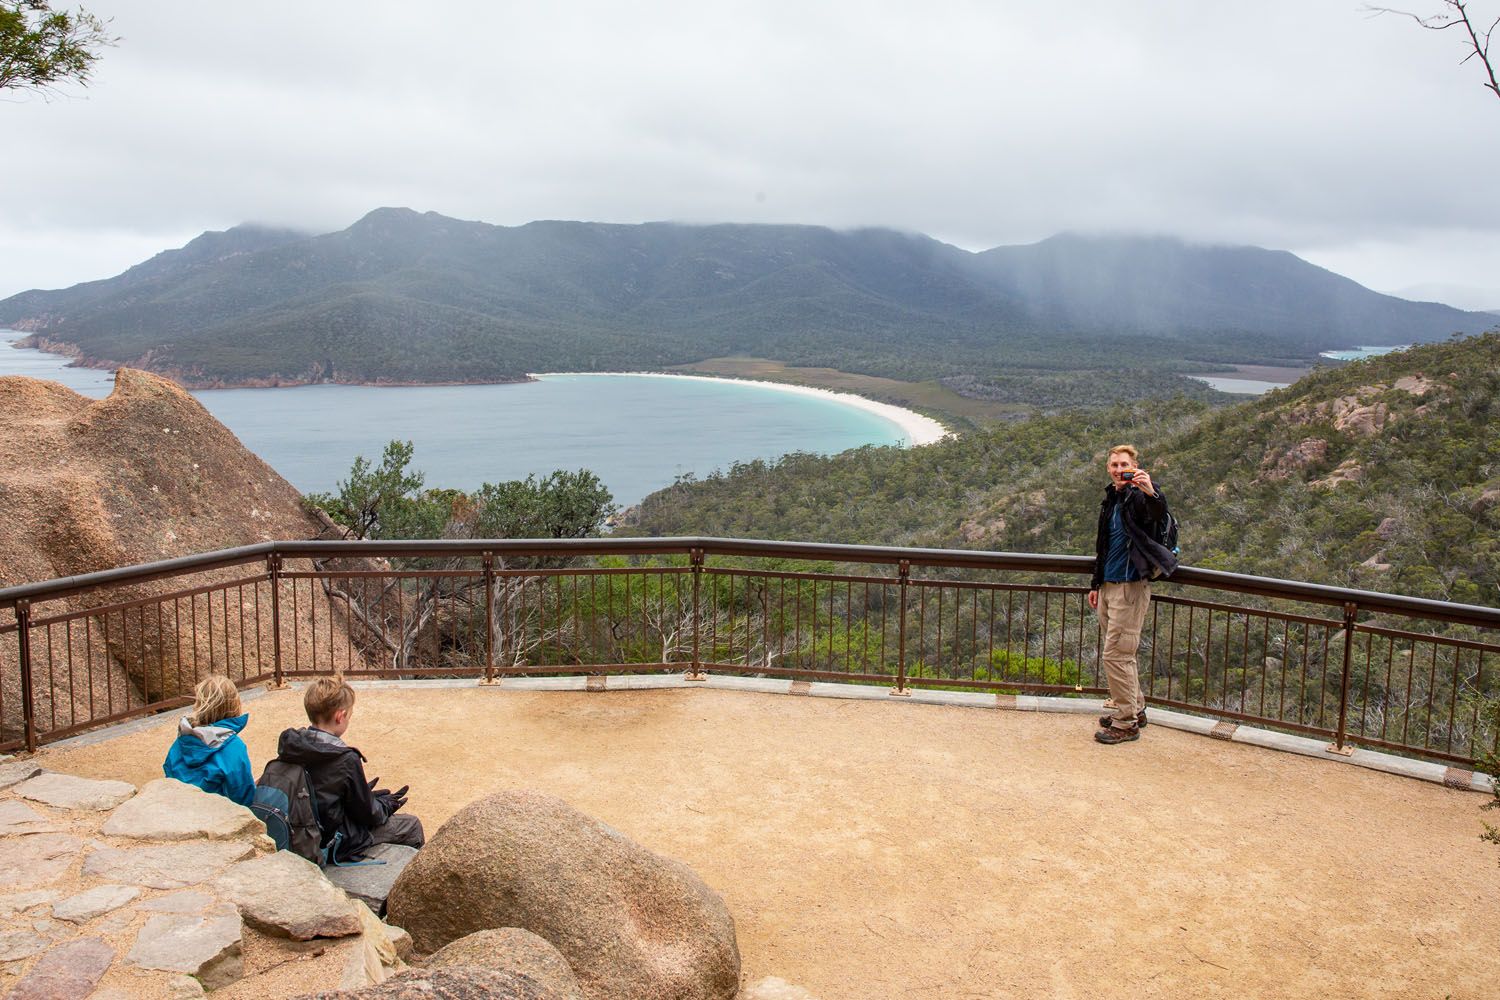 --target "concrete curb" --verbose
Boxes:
[42,684,272,750]
[38,673,1496,795]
